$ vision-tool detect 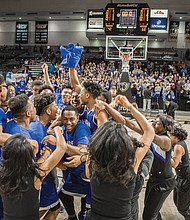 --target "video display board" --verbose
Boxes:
[105,3,150,35]
[150,18,167,30]
[87,9,104,29]
[15,21,28,44]
[149,9,168,31]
